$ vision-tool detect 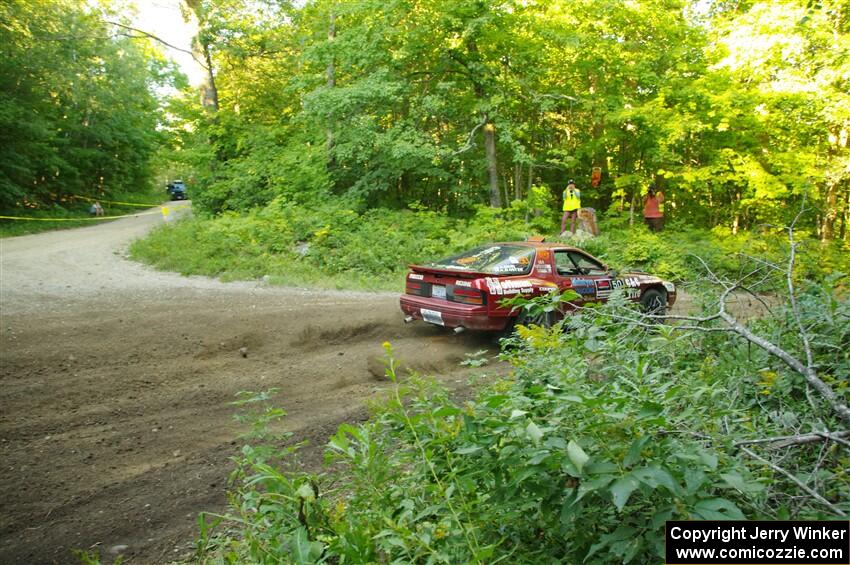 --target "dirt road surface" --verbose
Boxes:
[0,205,500,564]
